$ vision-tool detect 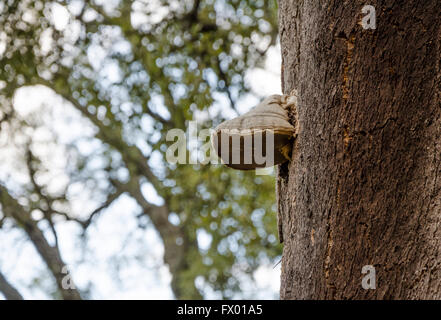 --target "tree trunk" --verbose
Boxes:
[278,0,441,299]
